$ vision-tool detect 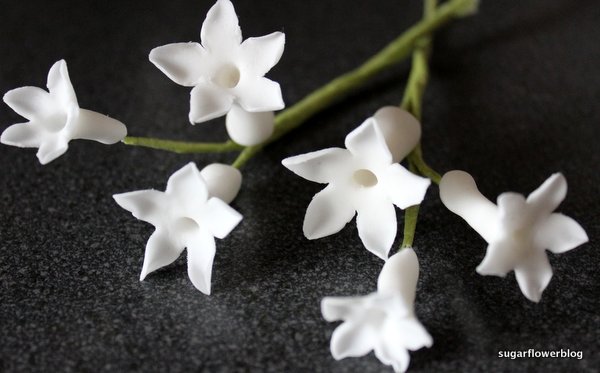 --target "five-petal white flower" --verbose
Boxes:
[322,248,432,373]
[113,162,243,294]
[282,107,430,260]
[440,170,588,302]
[149,0,285,146]
[1,60,127,164]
